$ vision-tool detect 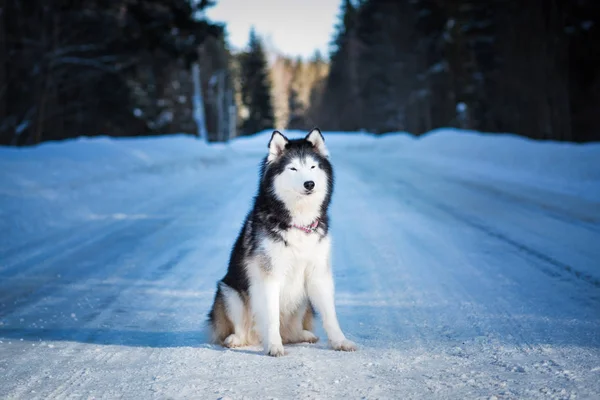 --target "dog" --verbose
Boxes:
[207,128,356,356]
